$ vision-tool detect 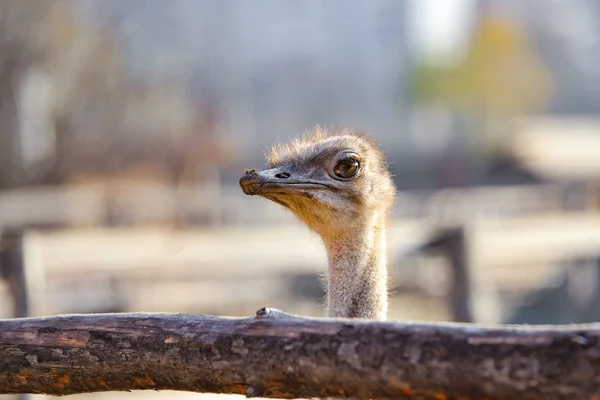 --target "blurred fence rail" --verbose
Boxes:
[0,223,431,318]
[2,213,600,324]
[0,183,573,229]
